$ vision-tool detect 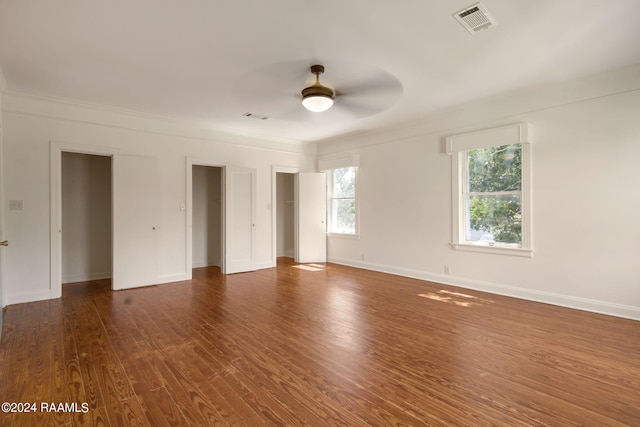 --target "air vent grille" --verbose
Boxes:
[242,112,268,120]
[454,3,497,33]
